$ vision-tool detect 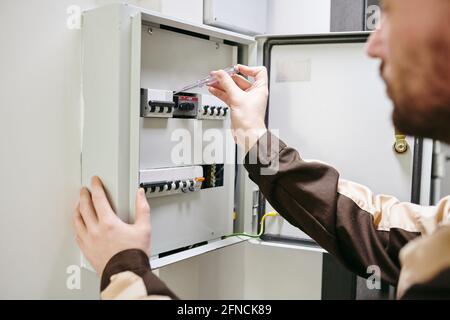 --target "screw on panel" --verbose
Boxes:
[394,140,408,154]
[147,27,153,35]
